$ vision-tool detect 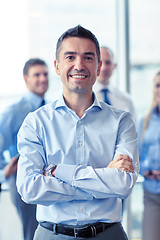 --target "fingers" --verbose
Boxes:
[107,154,134,173]
[144,171,152,177]
[152,170,160,175]
[150,170,160,180]
[43,167,56,177]
[43,171,47,176]
[115,154,132,162]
